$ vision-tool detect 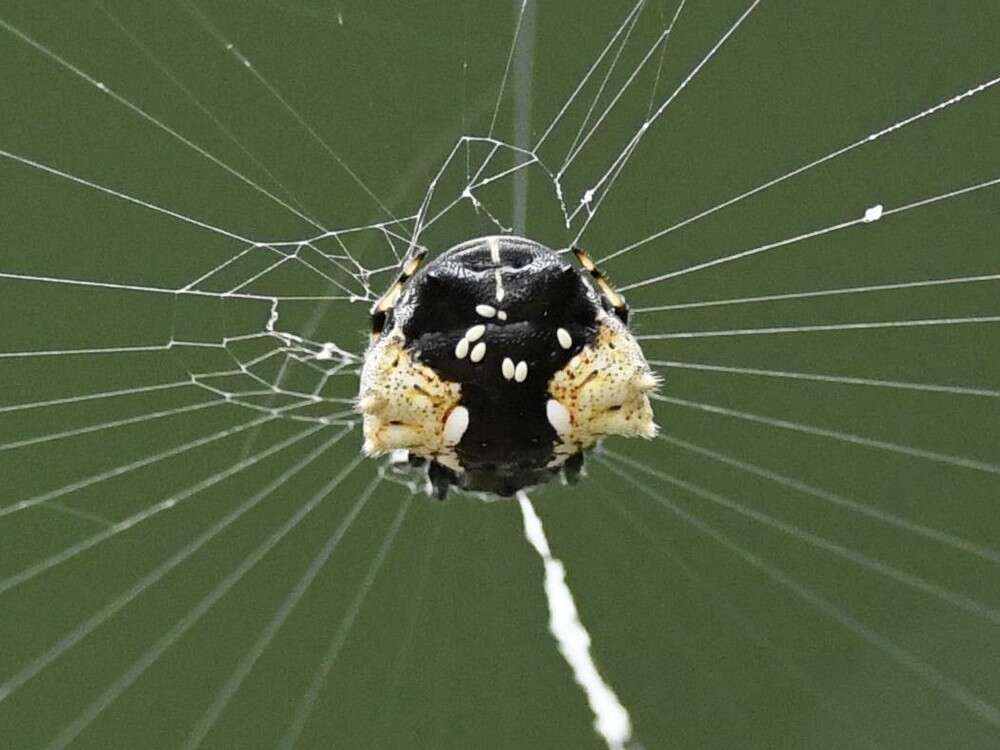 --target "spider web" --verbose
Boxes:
[1,1,999,748]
